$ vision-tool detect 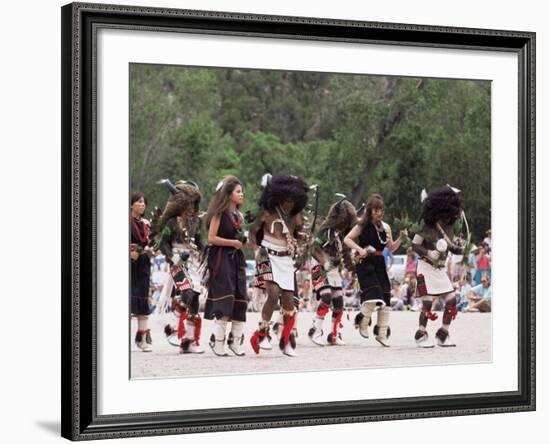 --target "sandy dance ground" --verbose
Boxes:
[130,310,492,379]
